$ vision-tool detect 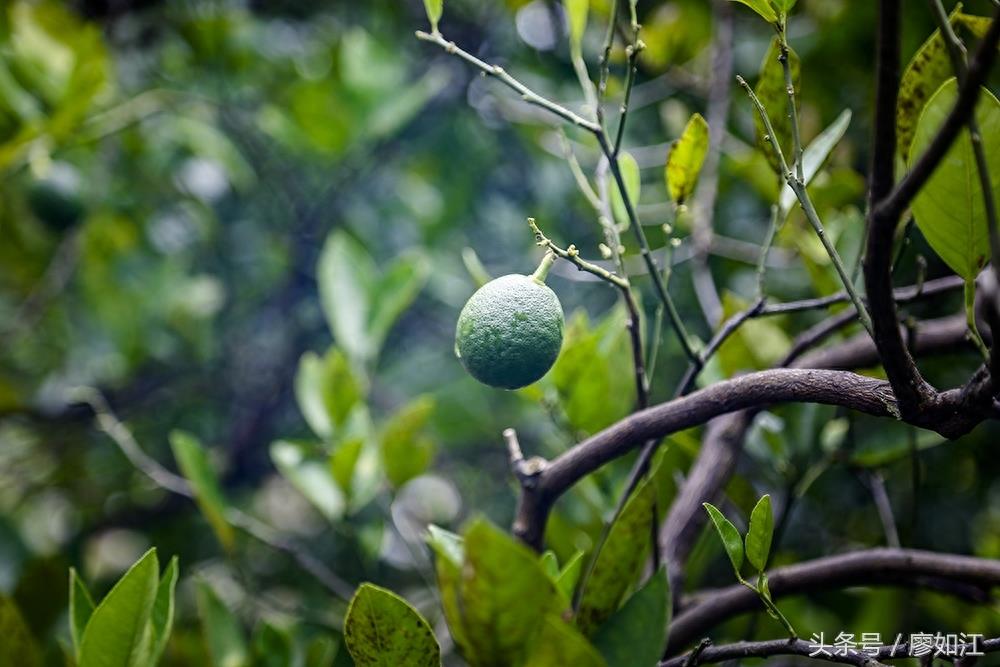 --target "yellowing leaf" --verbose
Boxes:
[566,0,589,54]
[909,79,1000,280]
[665,113,709,204]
